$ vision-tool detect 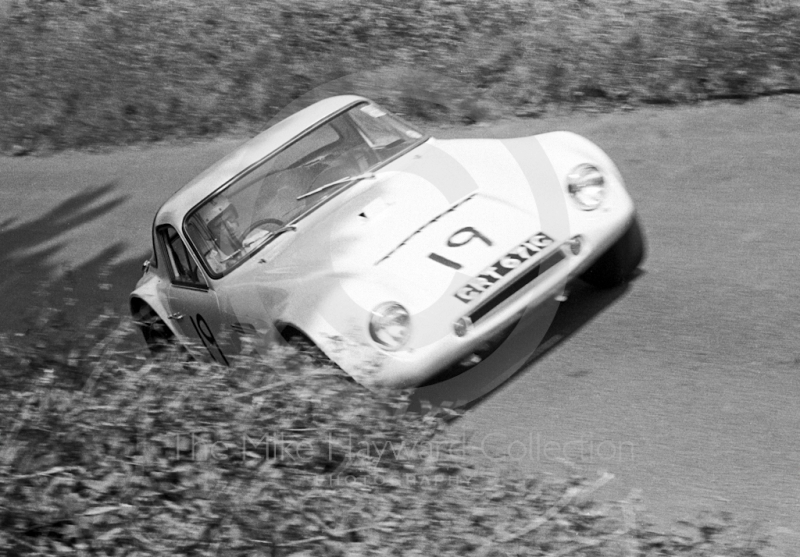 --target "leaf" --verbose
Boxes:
[98,527,124,541]
[83,472,120,493]
[83,505,126,516]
